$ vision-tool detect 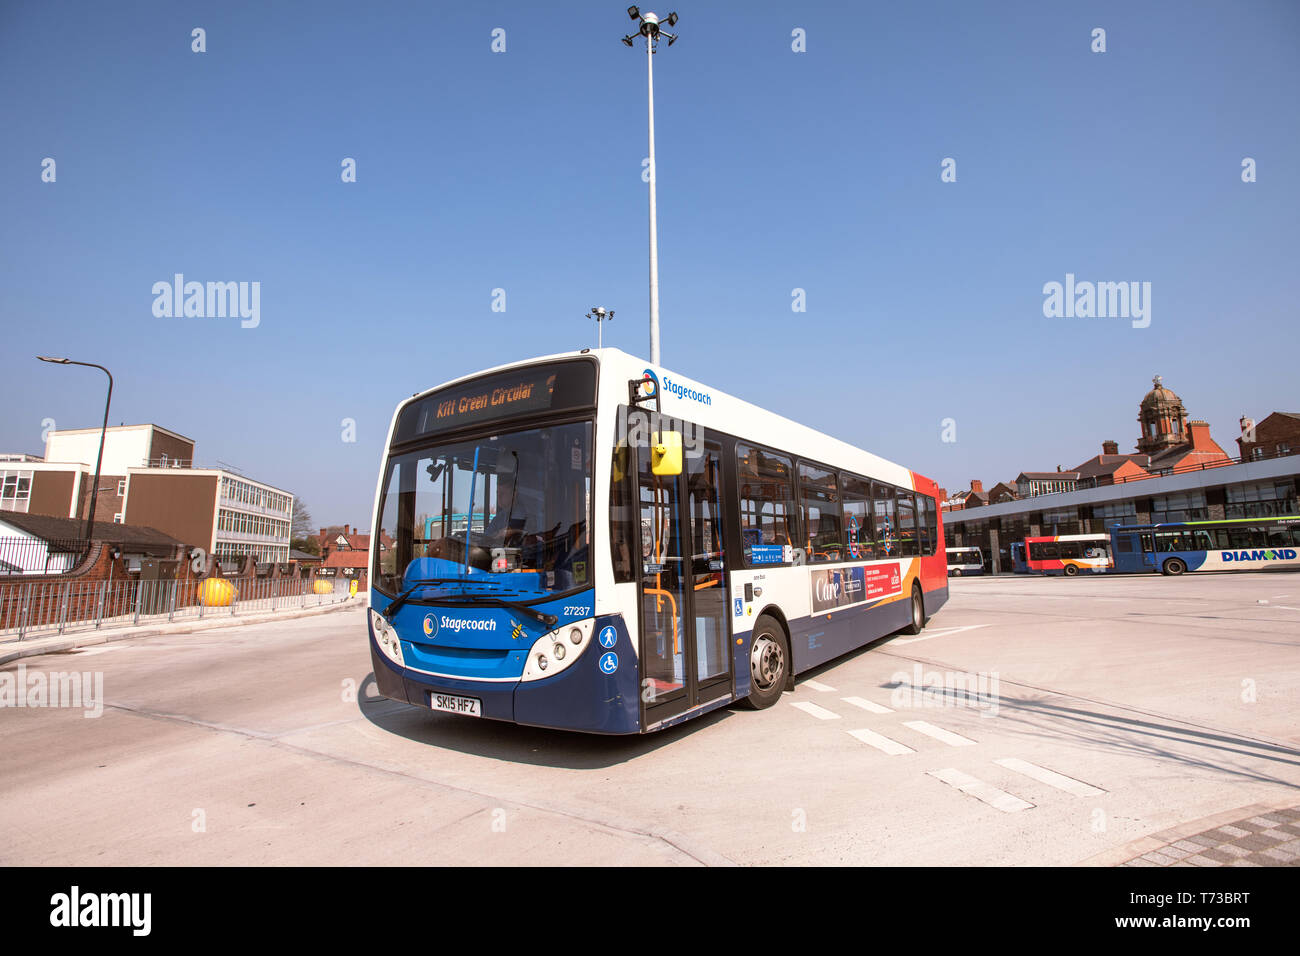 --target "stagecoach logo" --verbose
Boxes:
[1222,548,1297,562]
[423,614,439,638]
[644,367,712,406]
